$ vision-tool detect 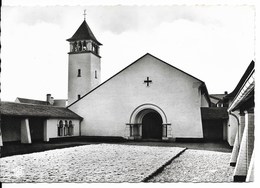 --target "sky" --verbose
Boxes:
[1,1,256,102]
